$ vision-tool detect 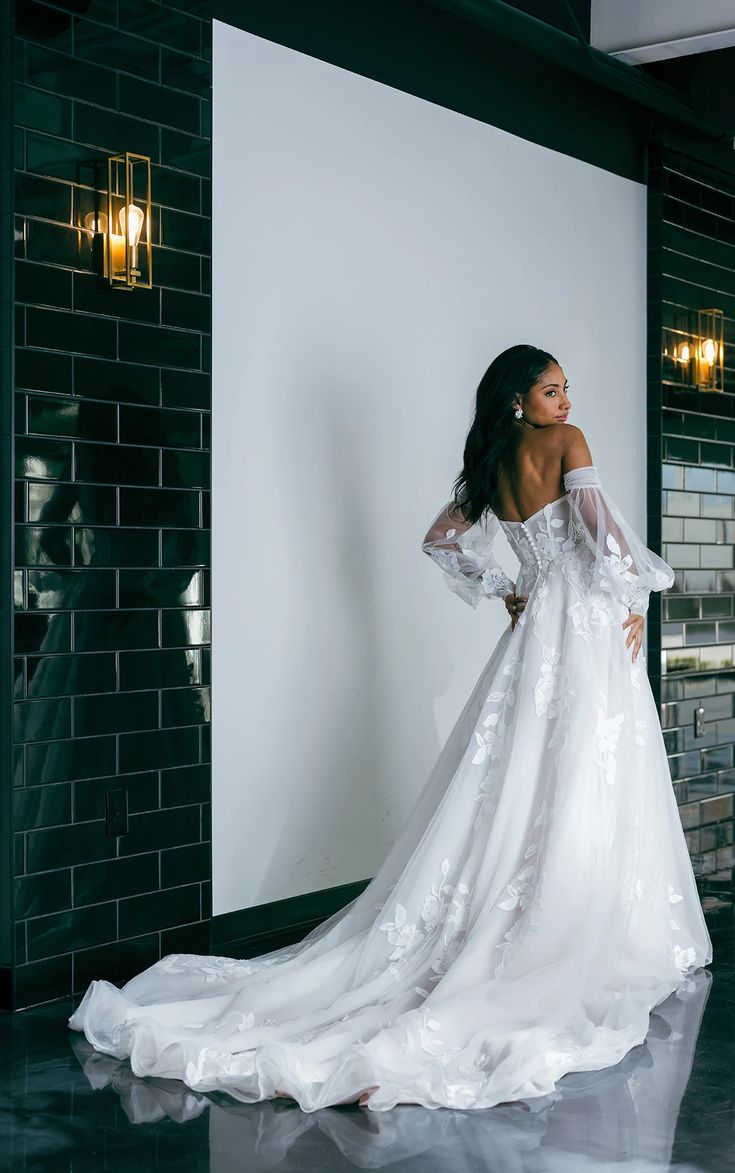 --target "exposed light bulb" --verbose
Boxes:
[83,210,108,233]
[118,203,145,273]
[701,338,716,364]
[119,202,144,247]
